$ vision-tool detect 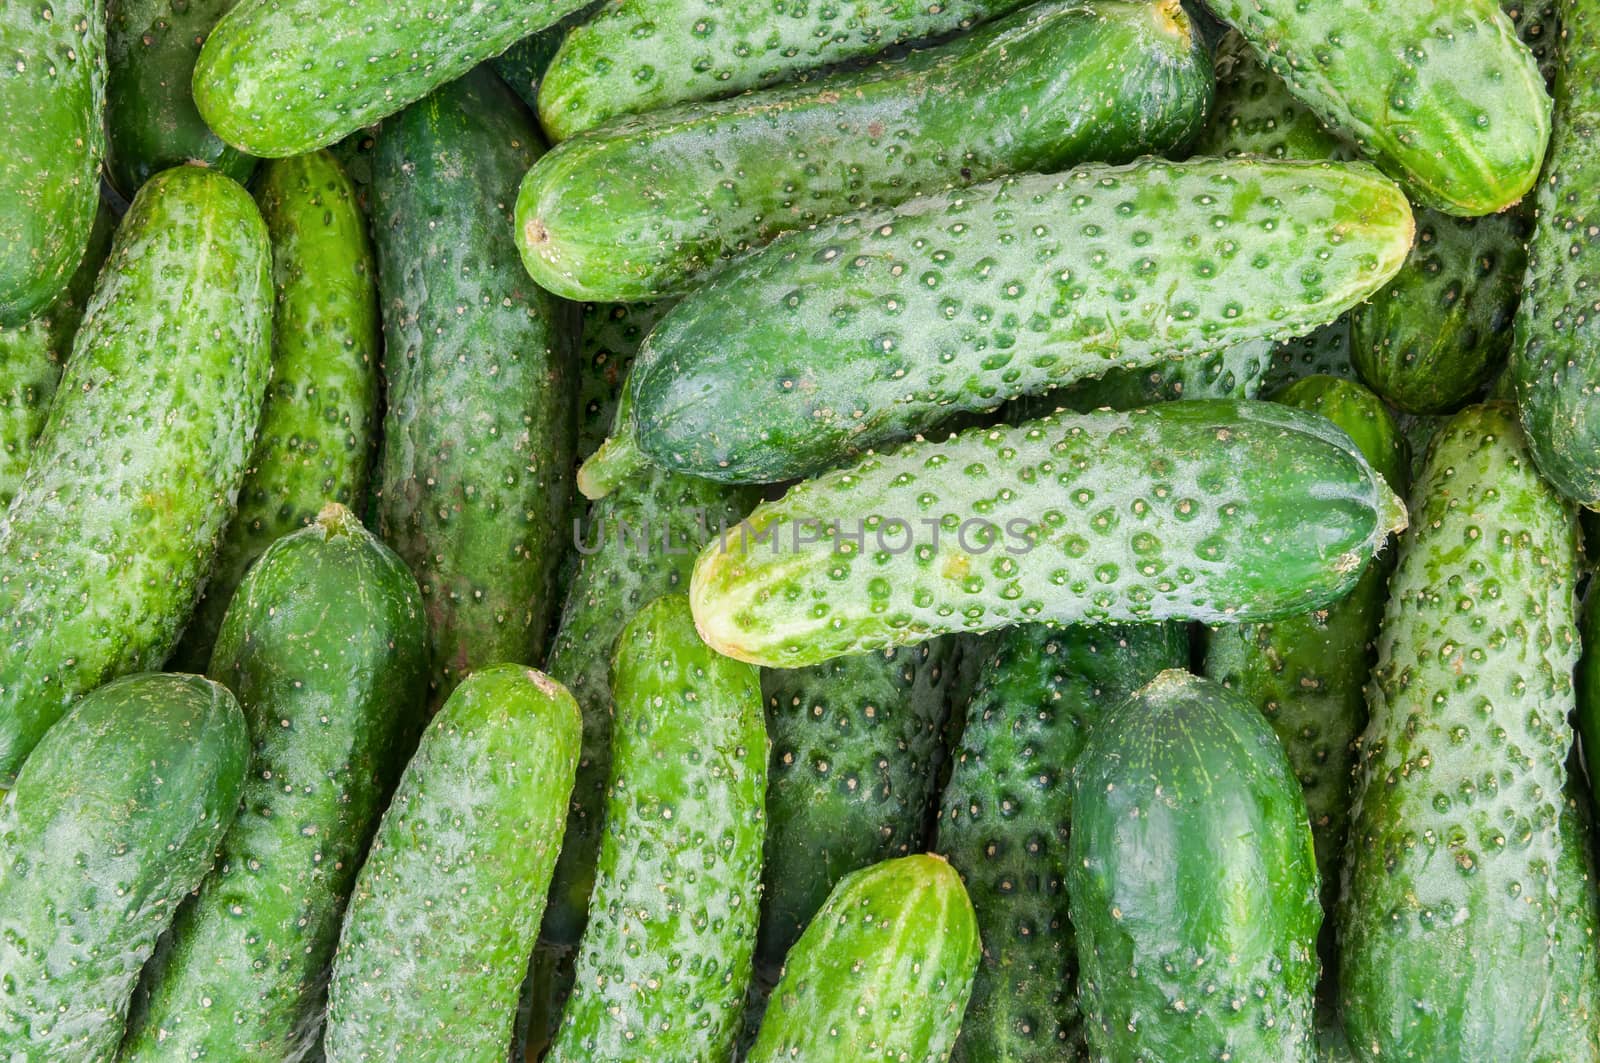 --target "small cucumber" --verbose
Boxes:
[547,595,765,1061]
[516,0,1213,302]
[1068,670,1321,1062]
[689,398,1408,669]
[0,166,272,785]
[122,505,428,1061]
[747,853,980,1062]
[0,673,249,1061]
[323,664,580,1061]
